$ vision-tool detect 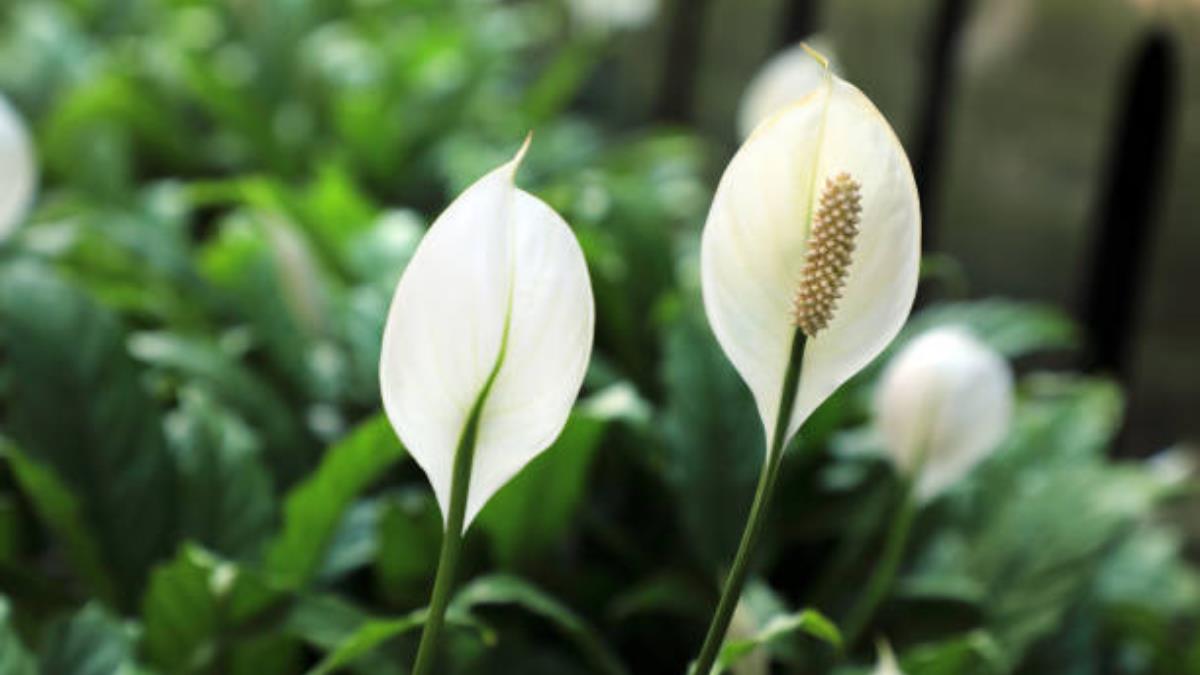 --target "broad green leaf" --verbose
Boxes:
[661,301,763,570]
[451,574,627,675]
[0,263,175,606]
[141,545,299,675]
[476,412,605,568]
[0,441,117,607]
[0,596,37,675]
[166,391,276,560]
[898,300,1078,358]
[296,596,487,675]
[264,414,406,588]
[303,608,425,675]
[130,331,313,486]
[899,632,1004,675]
[140,546,224,673]
[39,604,139,675]
[374,489,442,606]
[716,608,842,672]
